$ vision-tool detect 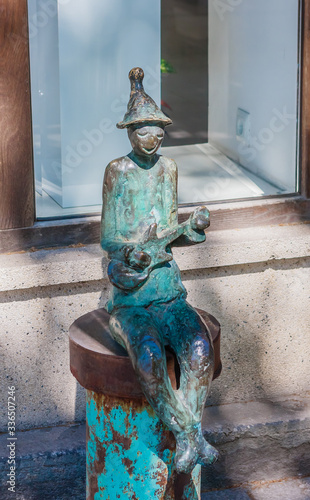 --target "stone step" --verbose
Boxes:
[0,424,86,500]
[0,394,309,499]
[202,477,310,500]
[201,394,310,491]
